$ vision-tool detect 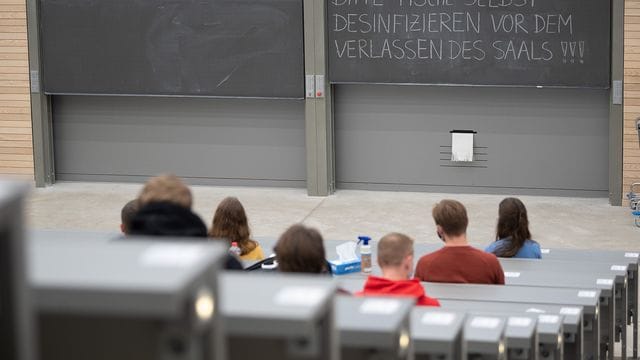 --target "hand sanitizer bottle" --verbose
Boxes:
[358,236,372,274]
